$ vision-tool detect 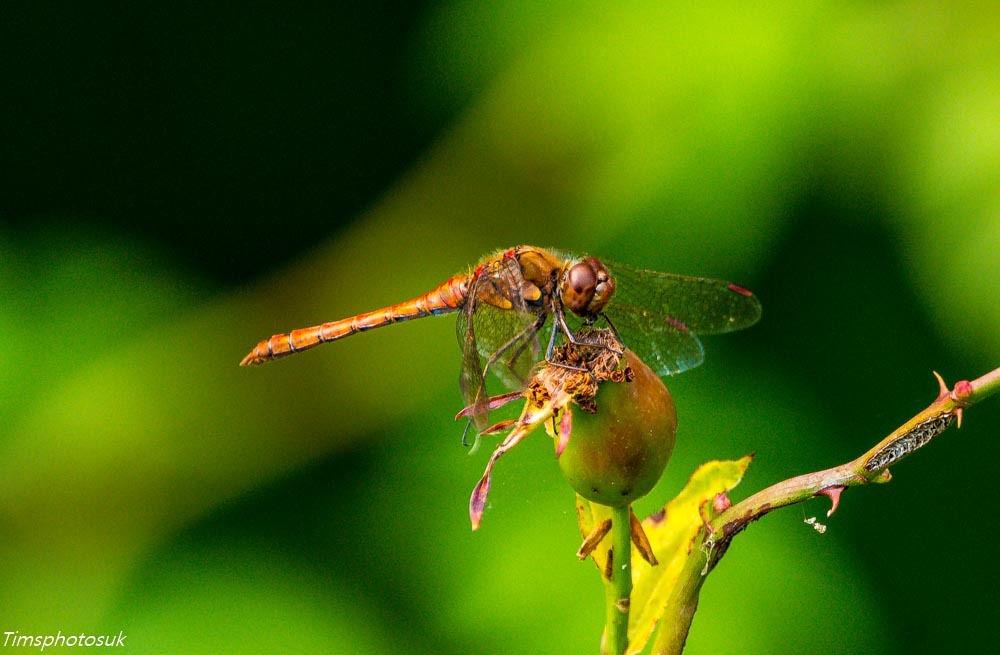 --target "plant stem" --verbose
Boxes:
[604,504,633,655]
[965,366,1000,404]
[649,539,711,655]
[623,366,998,653]
[703,366,999,573]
